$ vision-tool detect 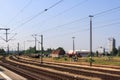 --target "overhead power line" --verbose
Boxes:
[36,0,88,29]
[93,6,120,16]
[40,17,88,33]
[50,0,89,18]
[46,21,120,40]
[7,0,32,26]
[11,0,63,32]
[7,33,17,42]
[40,5,120,34]
[10,2,120,41]
[93,21,120,30]
[46,0,63,10]
[22,0,63,24]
